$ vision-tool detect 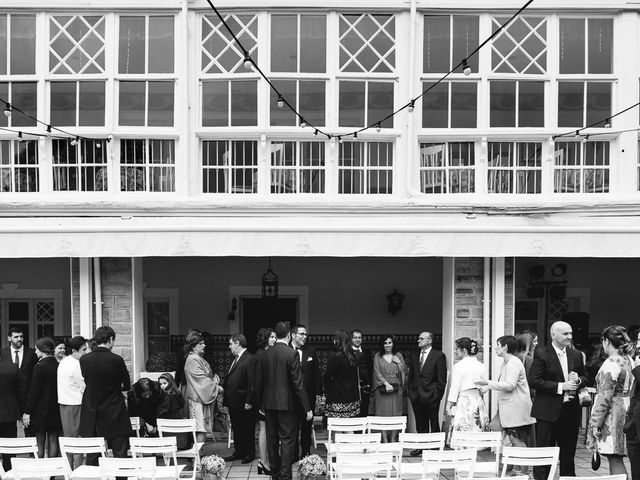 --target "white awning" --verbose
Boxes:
[1,213,640,257]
